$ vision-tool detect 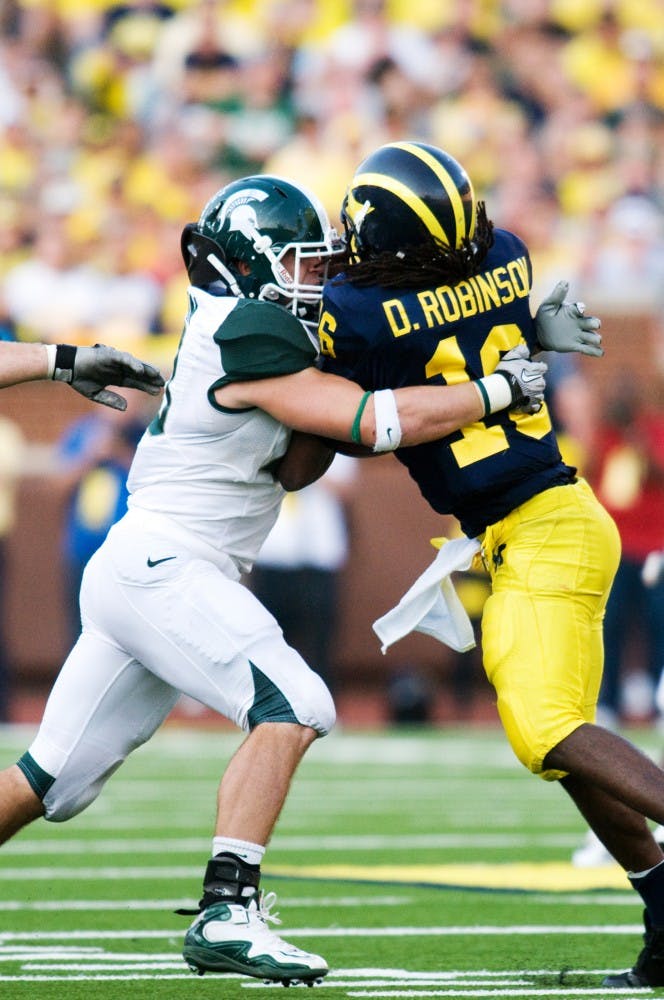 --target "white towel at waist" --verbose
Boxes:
[373,535,482,654]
